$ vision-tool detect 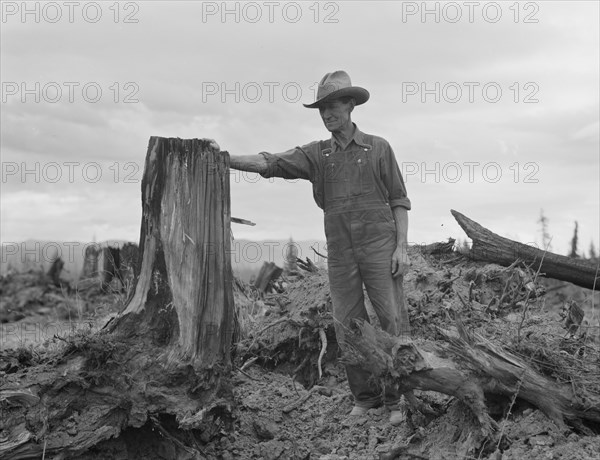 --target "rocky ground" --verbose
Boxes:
[1,247,599,459]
